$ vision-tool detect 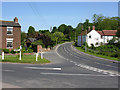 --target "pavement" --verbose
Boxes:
[1,42,120,89]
